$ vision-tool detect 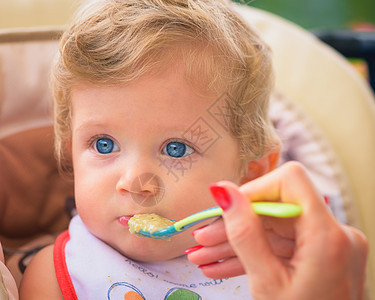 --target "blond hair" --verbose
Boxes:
[52,0,279,175]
